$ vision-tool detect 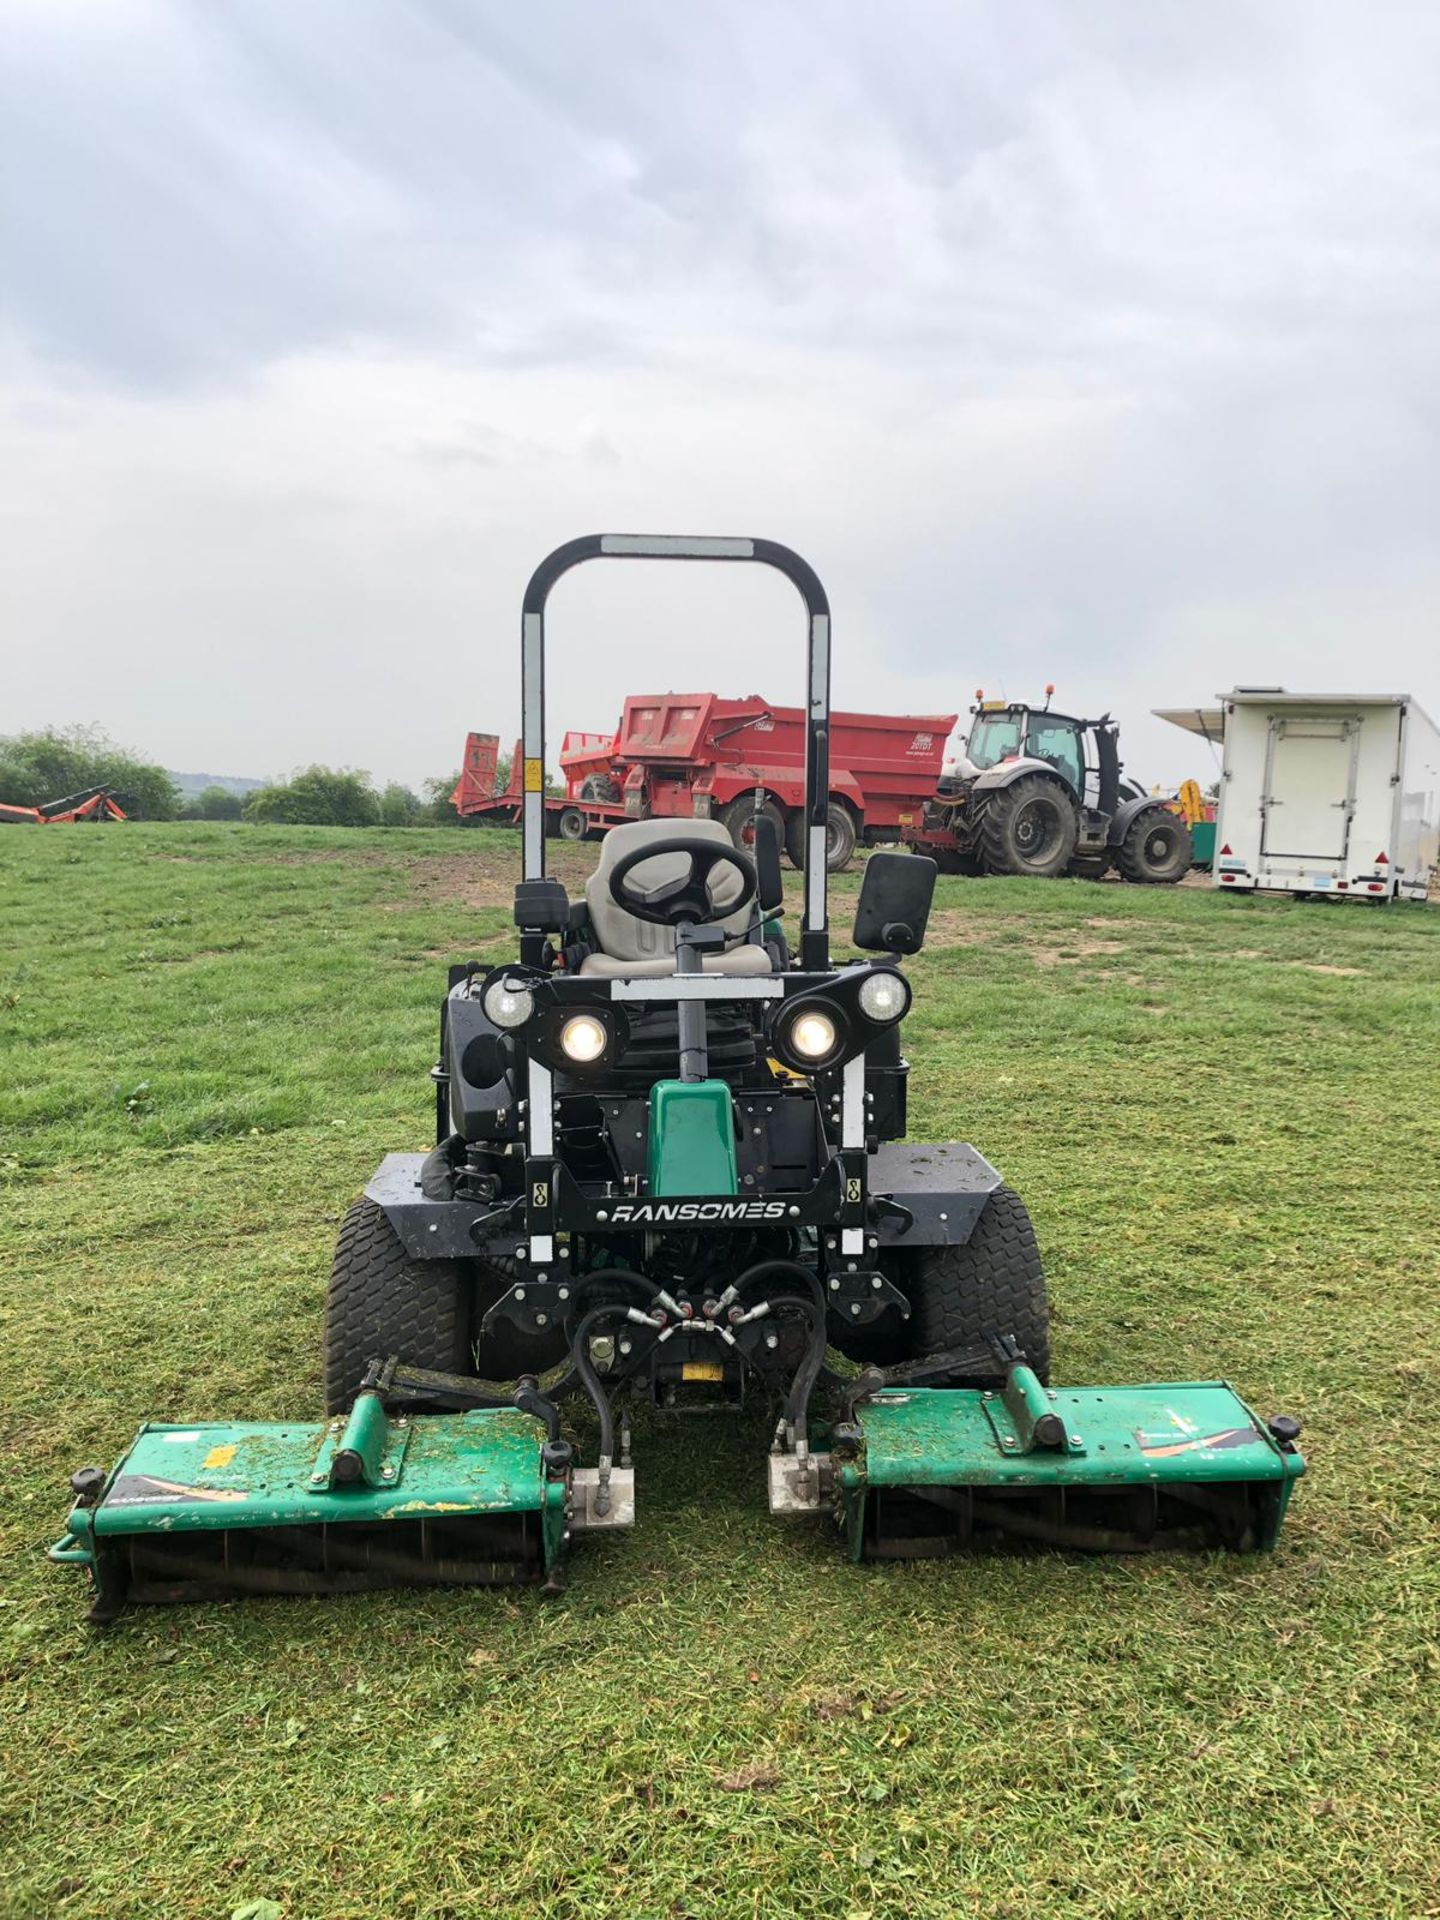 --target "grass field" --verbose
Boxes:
[2,822,1438,1920]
